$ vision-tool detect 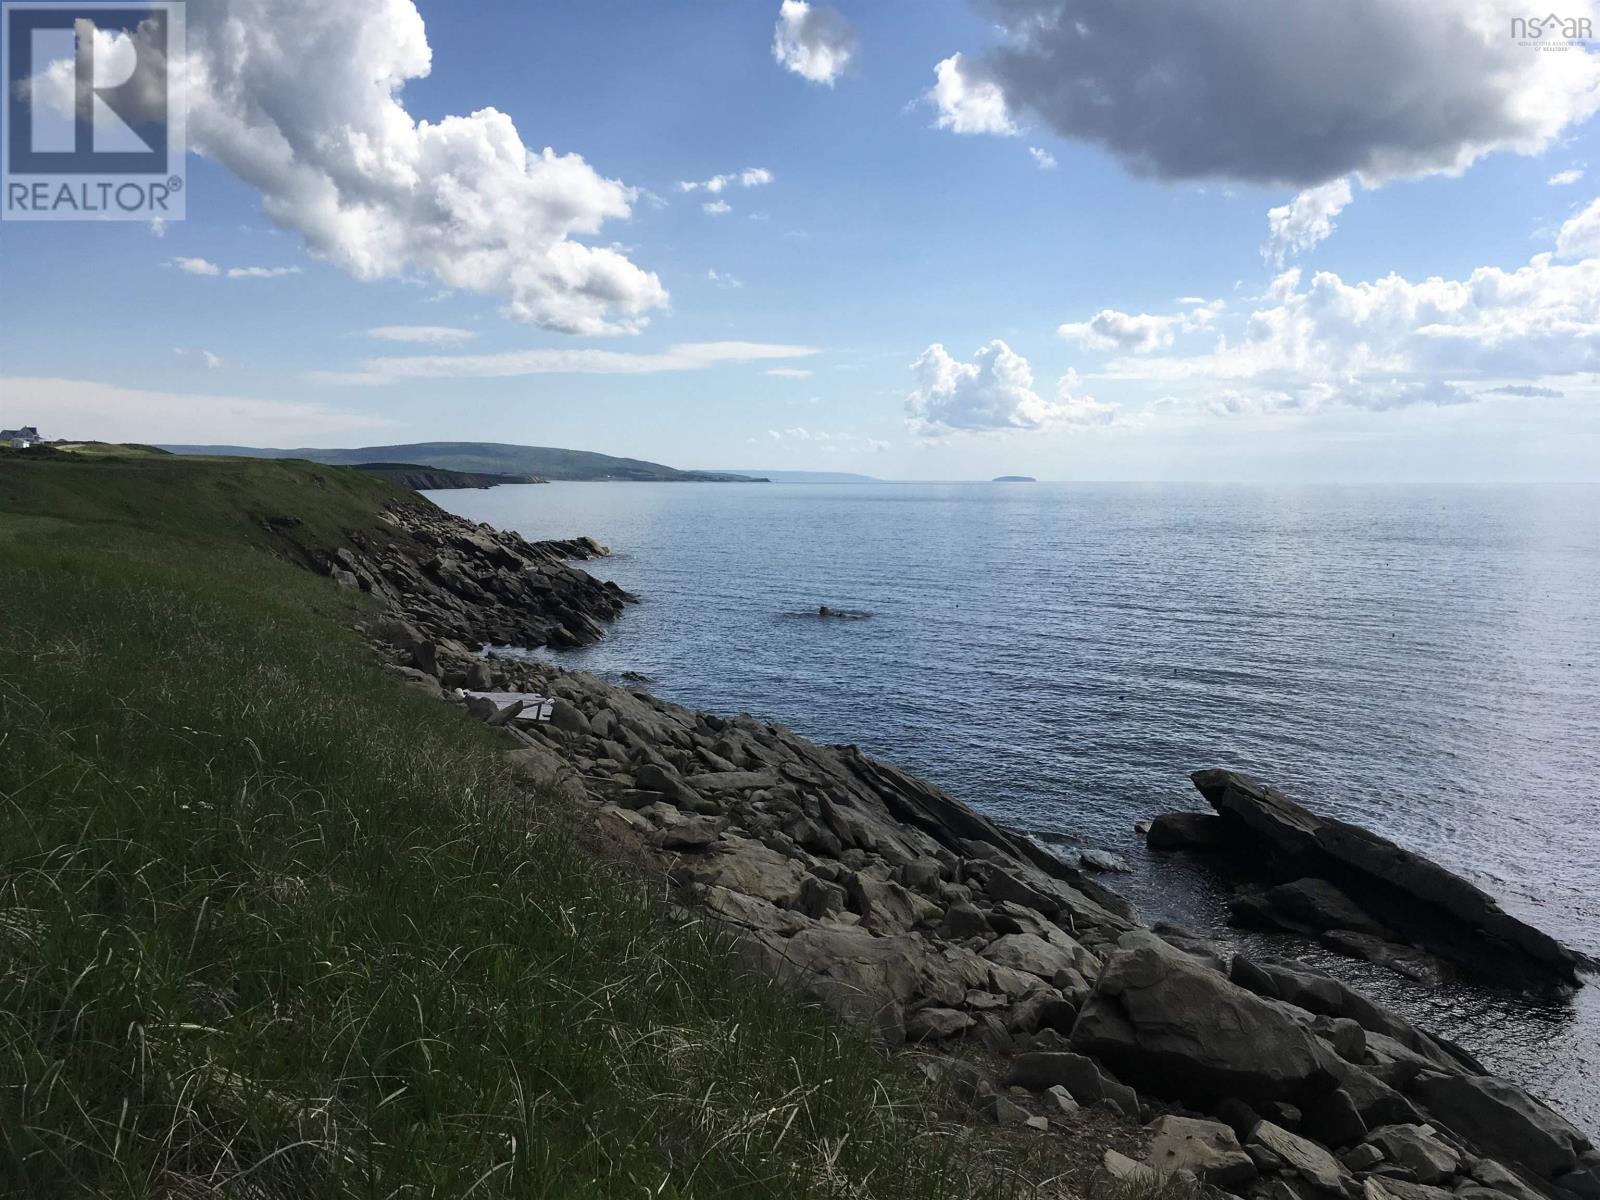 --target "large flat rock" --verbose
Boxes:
[1190,769,1588,983]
